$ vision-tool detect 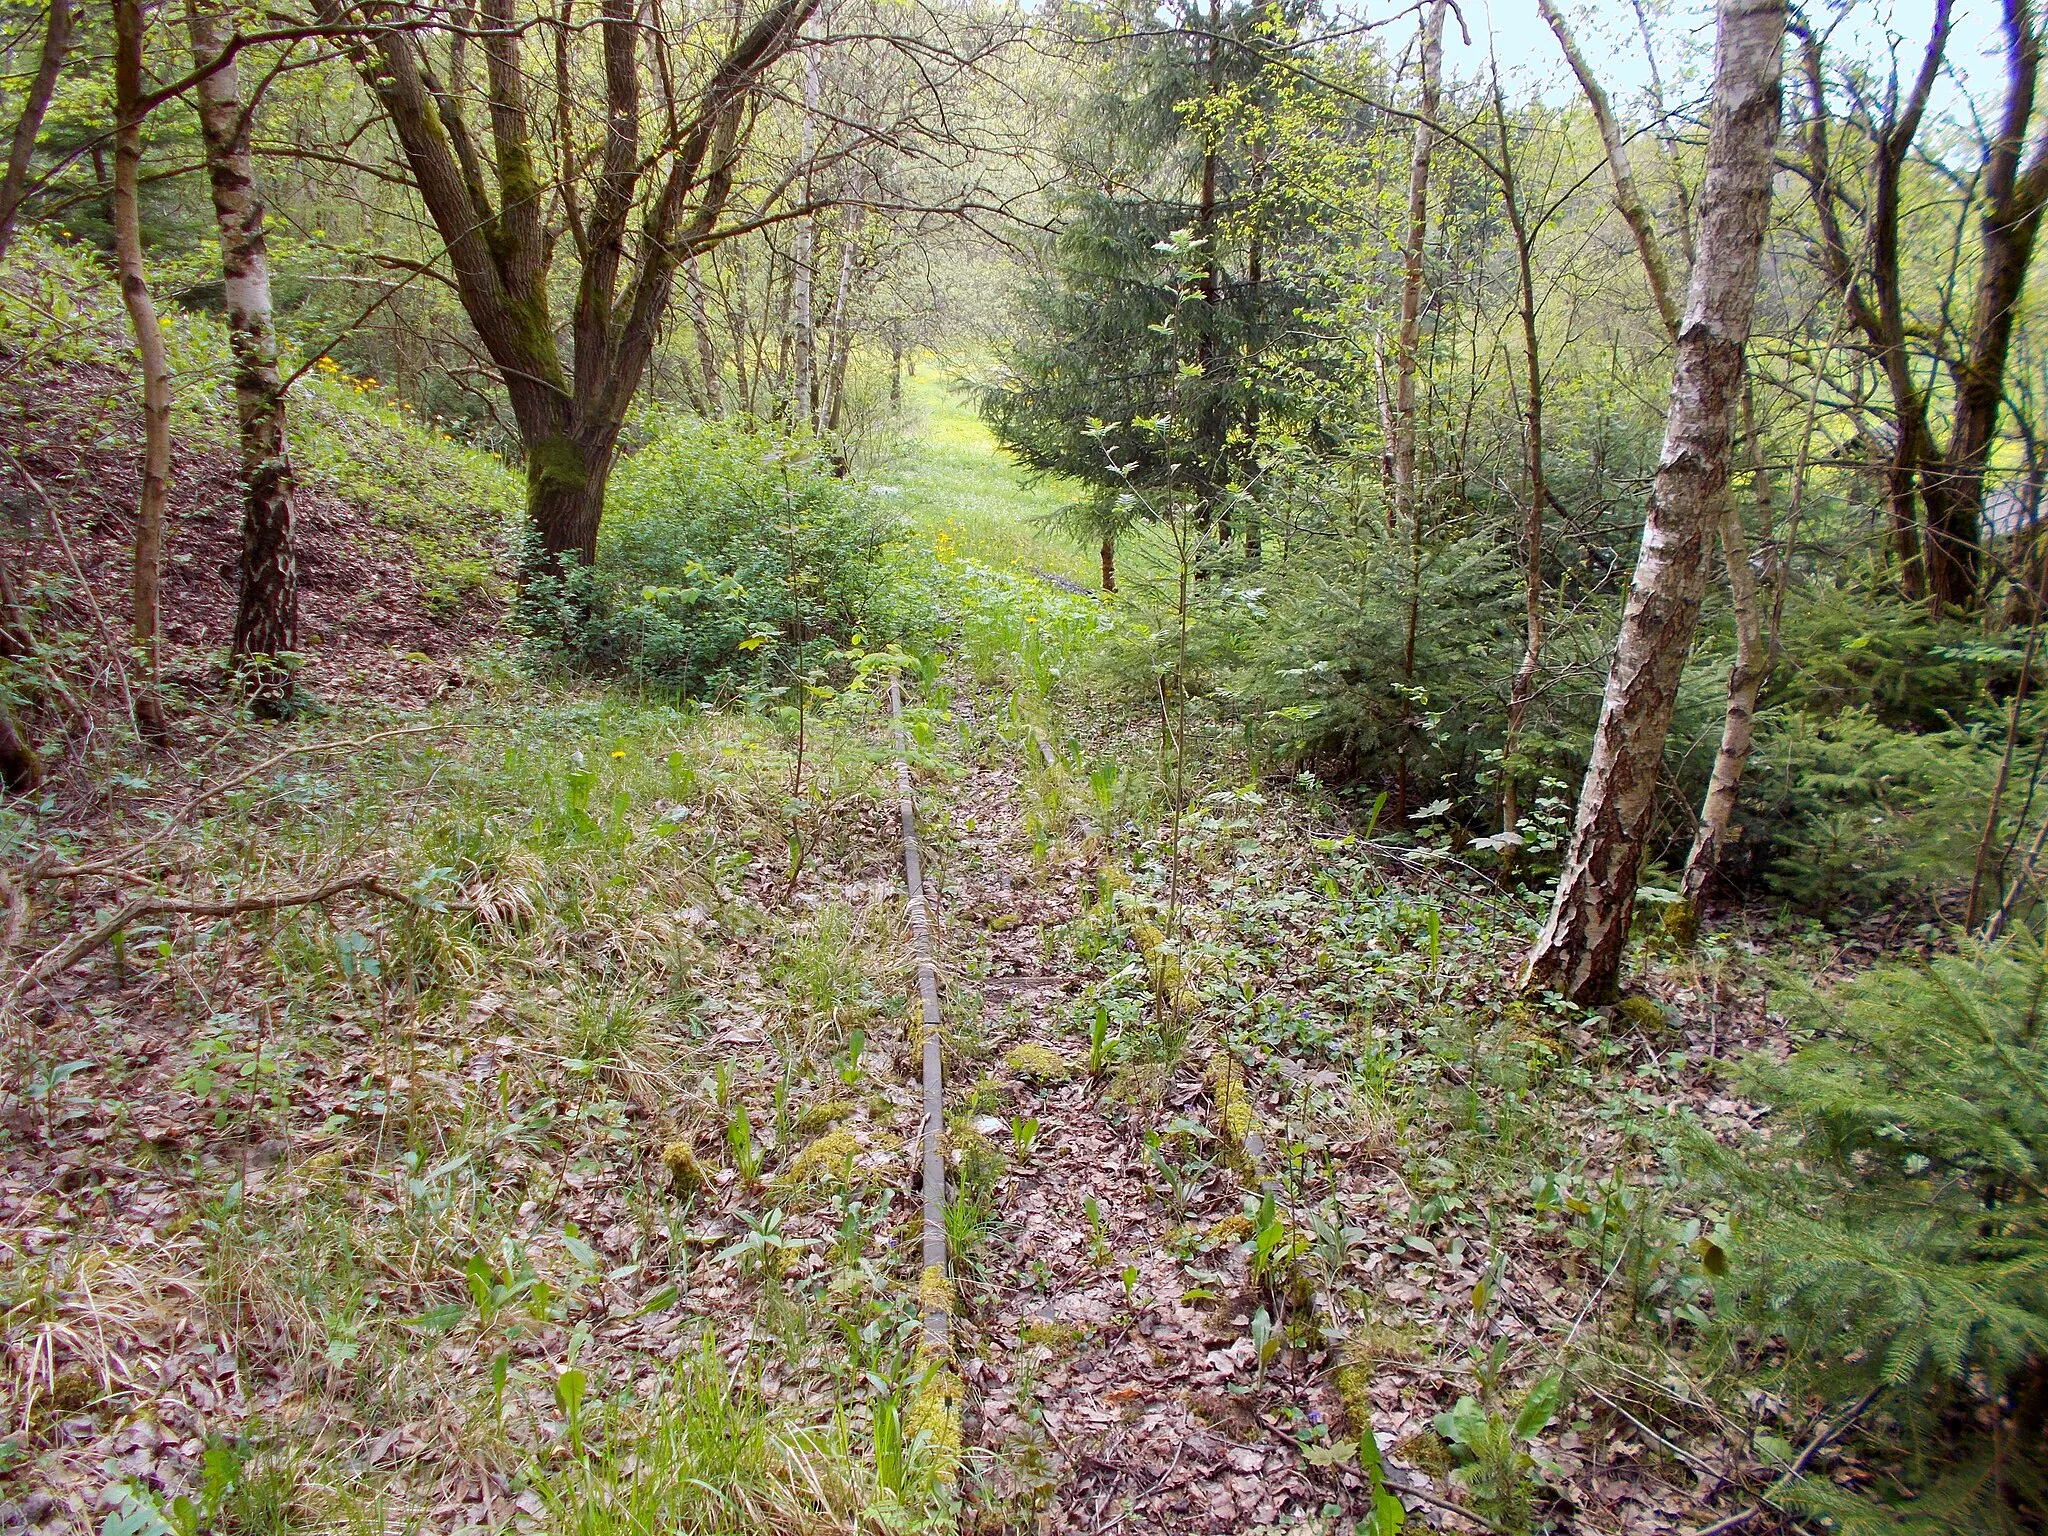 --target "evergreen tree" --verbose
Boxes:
[982,0,1310,563]
[1702,934,2048,1531]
